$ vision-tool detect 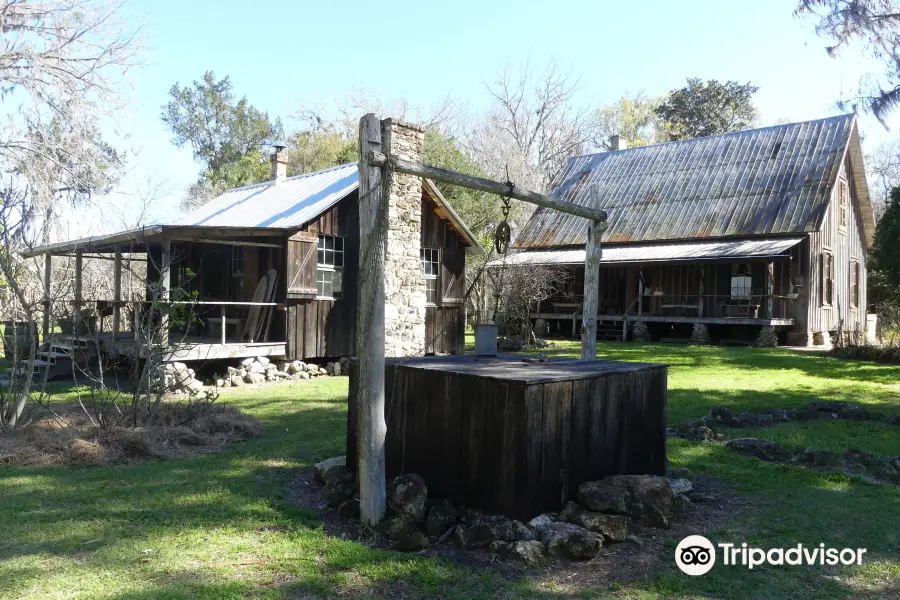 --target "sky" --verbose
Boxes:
[70,0,900,239]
